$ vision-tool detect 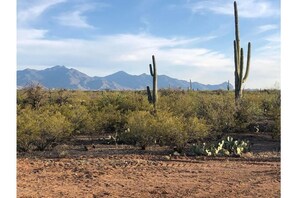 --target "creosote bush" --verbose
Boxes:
[120,110,209,151]
[17,106,73,151]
